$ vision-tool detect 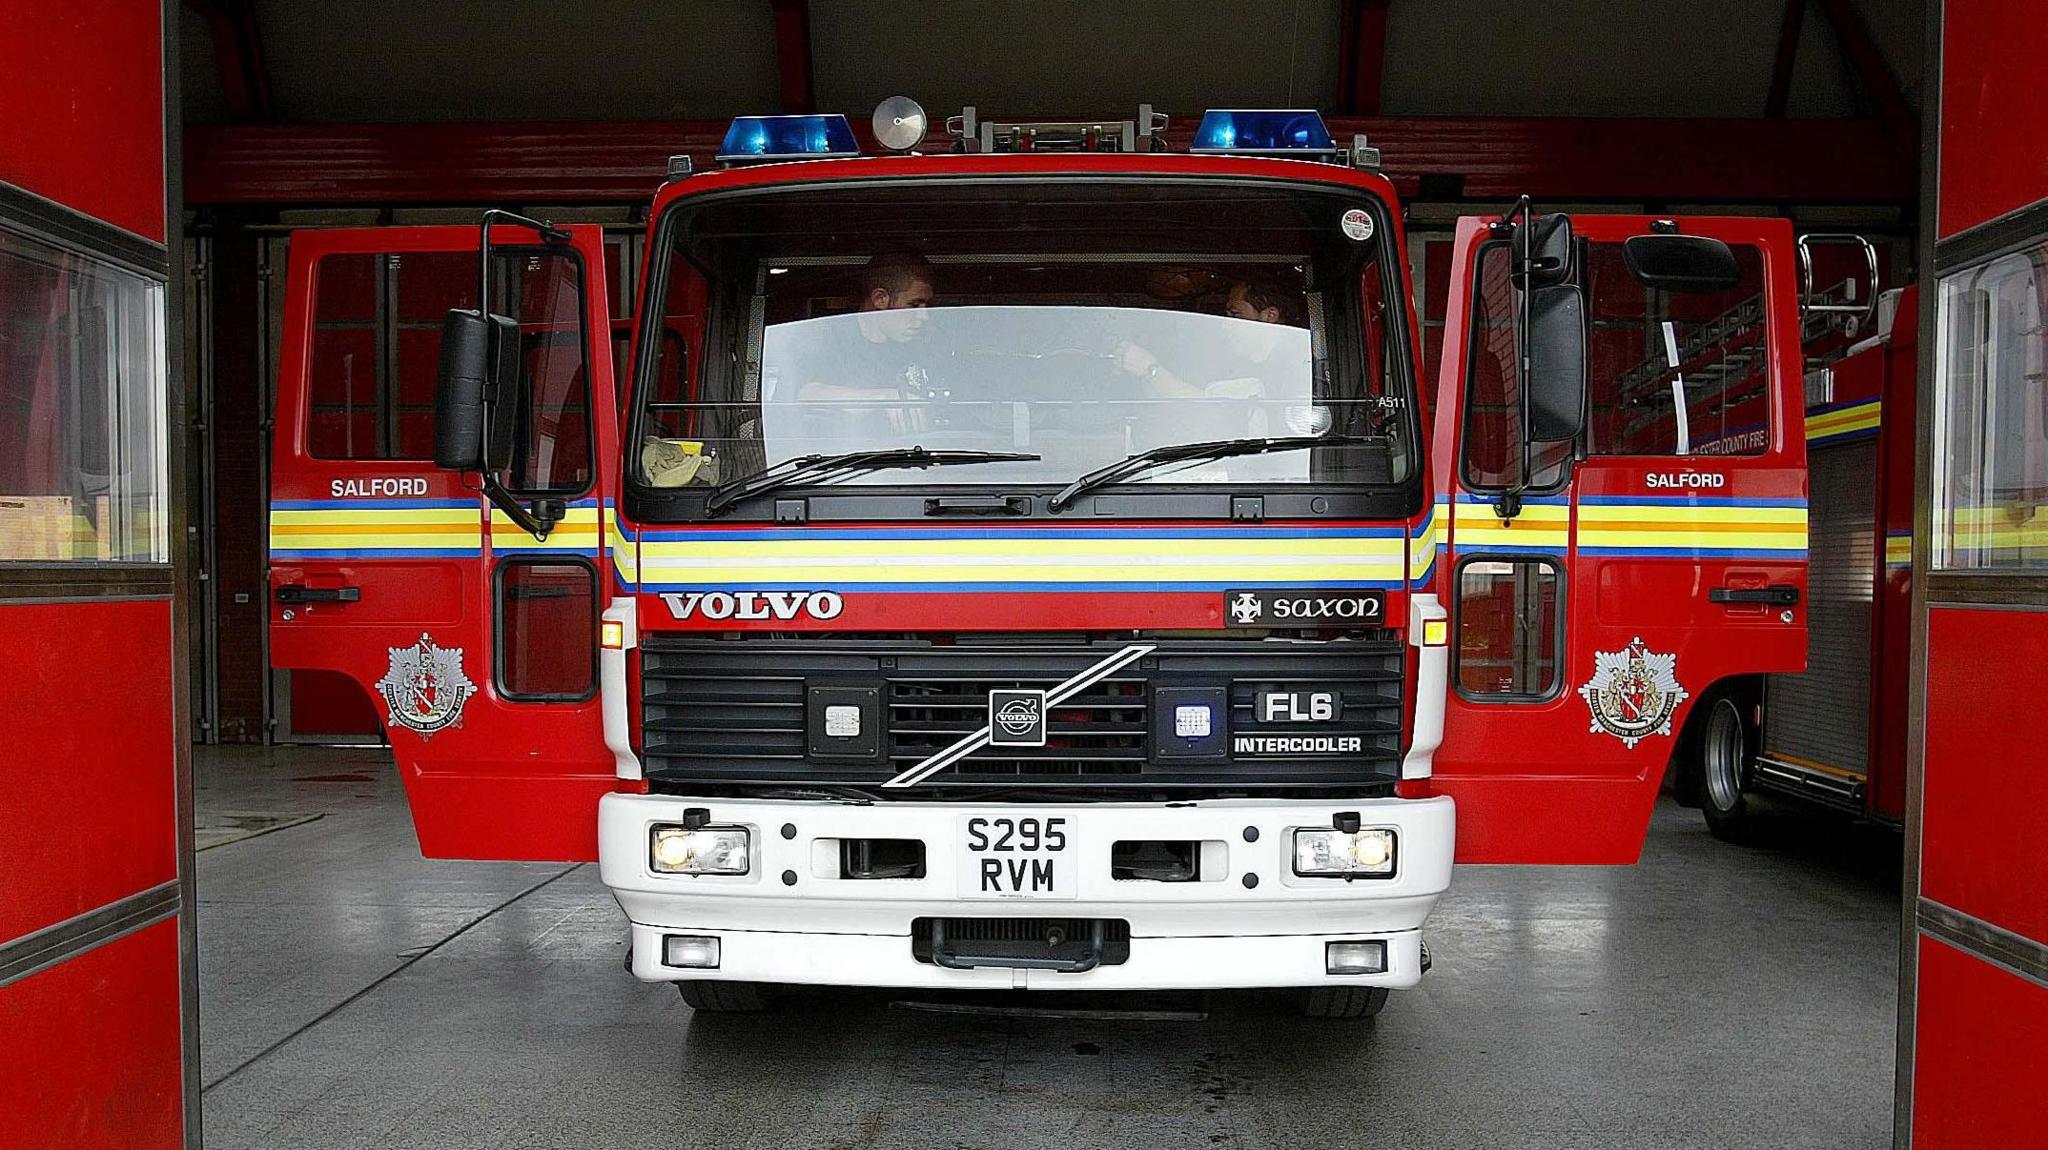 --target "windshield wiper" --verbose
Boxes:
[1047,434,1379,512]
[703,447,1040,517]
